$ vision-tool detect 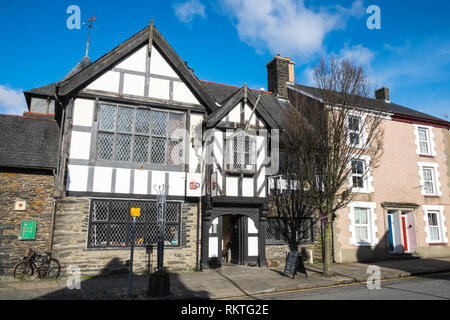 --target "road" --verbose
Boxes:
[239,272,450,300]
